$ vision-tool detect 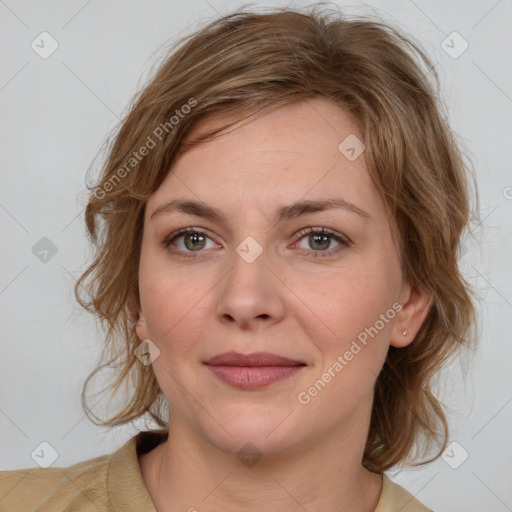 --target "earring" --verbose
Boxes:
[402,330,408,336]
